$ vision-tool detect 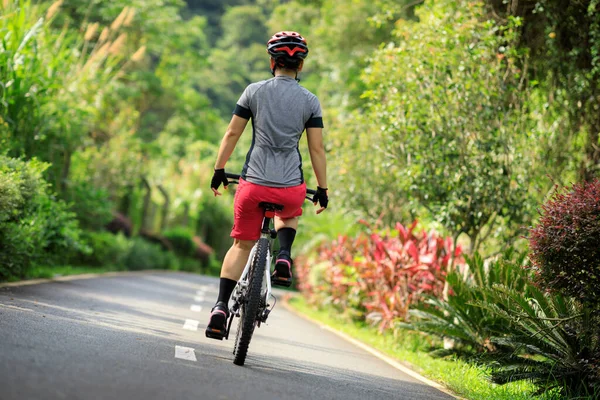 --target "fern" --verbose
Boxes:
[405,250,530,354]
[408,249,600,396]
[480,284,600,396]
